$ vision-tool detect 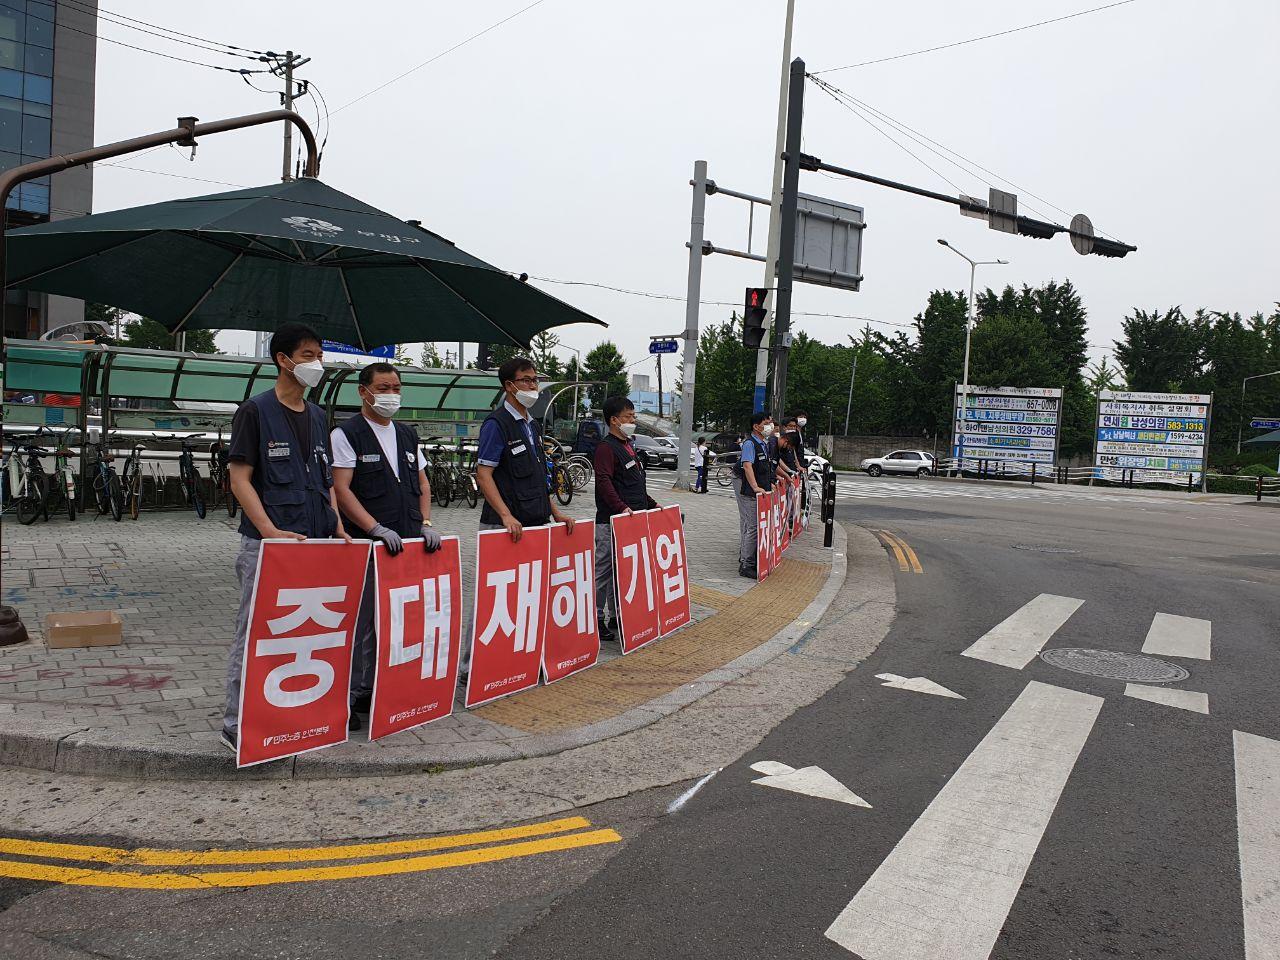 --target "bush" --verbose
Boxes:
[1207,462,1277,494]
